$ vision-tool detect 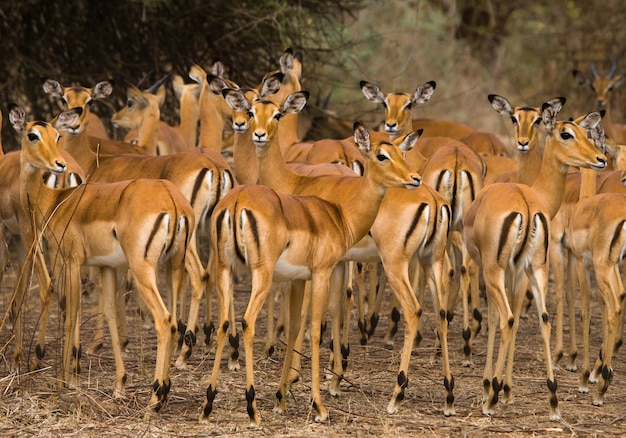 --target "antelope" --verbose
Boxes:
[0,117,84,371]
[361,80,486,364]
[42,79,147,156]
[489,94,582,367]
[462,98,607,419]
[217,87,454,421]
[573,59,626,145]
[9,104,194,415]
[199,92,421,424]
[567,121,625,407]
[42,79,111,140]
[46,78,236,368]
[118,74,197,154]
[192,58,241,152]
